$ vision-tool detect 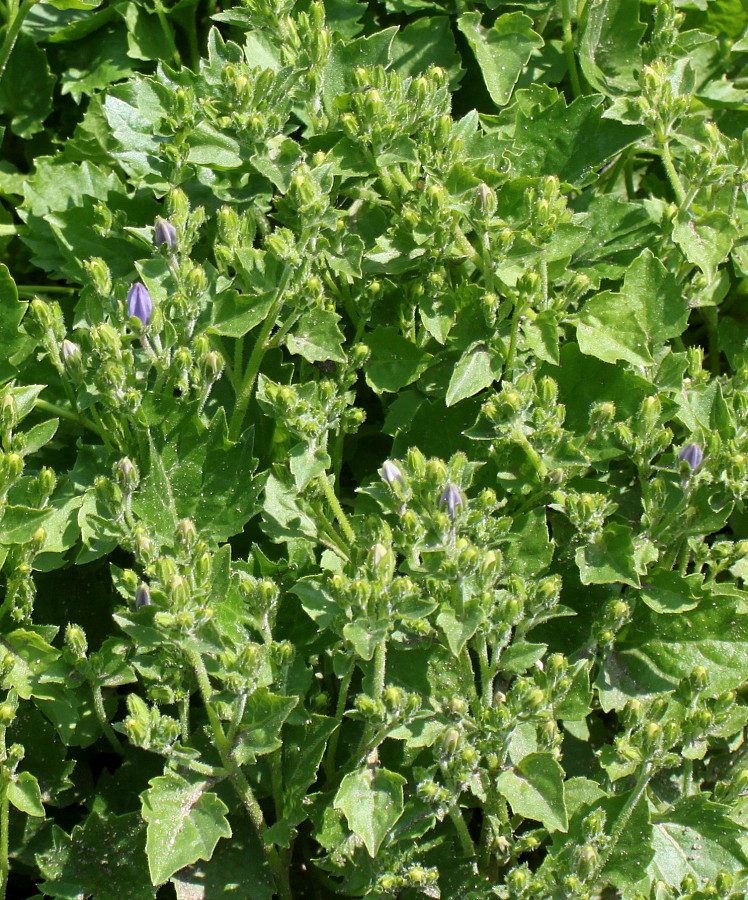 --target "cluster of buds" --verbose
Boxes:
[526,176,572,245]
[123,692,181,751]
[342,65,450,159]
[376,863,439,896]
